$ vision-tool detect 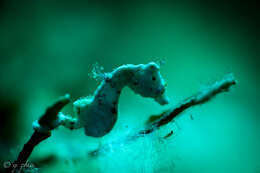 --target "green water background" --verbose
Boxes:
[0,1,259,172]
